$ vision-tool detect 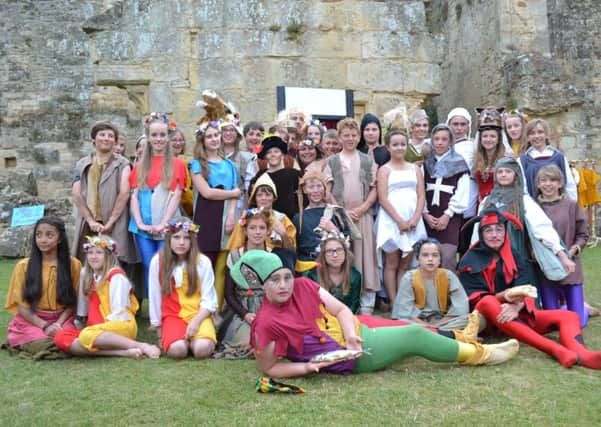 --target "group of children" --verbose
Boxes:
[3,104,596,371]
